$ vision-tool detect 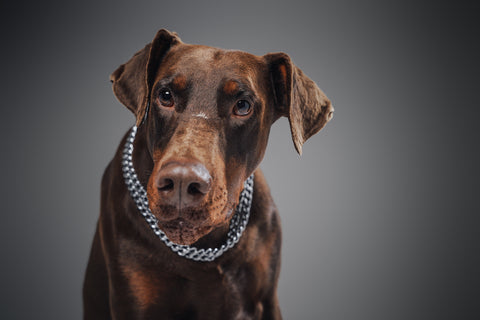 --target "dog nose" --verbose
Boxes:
[156,161,212,209]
